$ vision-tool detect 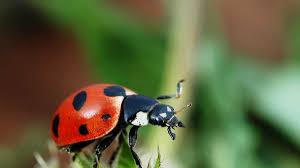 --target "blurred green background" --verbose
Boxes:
[1,0,300,167]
